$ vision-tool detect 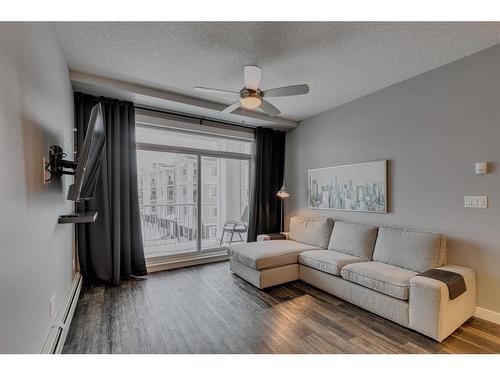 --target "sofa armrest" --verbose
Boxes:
[257,232,289,241]
[408,265,476,342]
